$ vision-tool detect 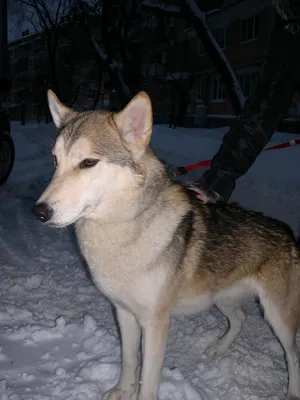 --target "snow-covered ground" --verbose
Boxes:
[0,121,300,400]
